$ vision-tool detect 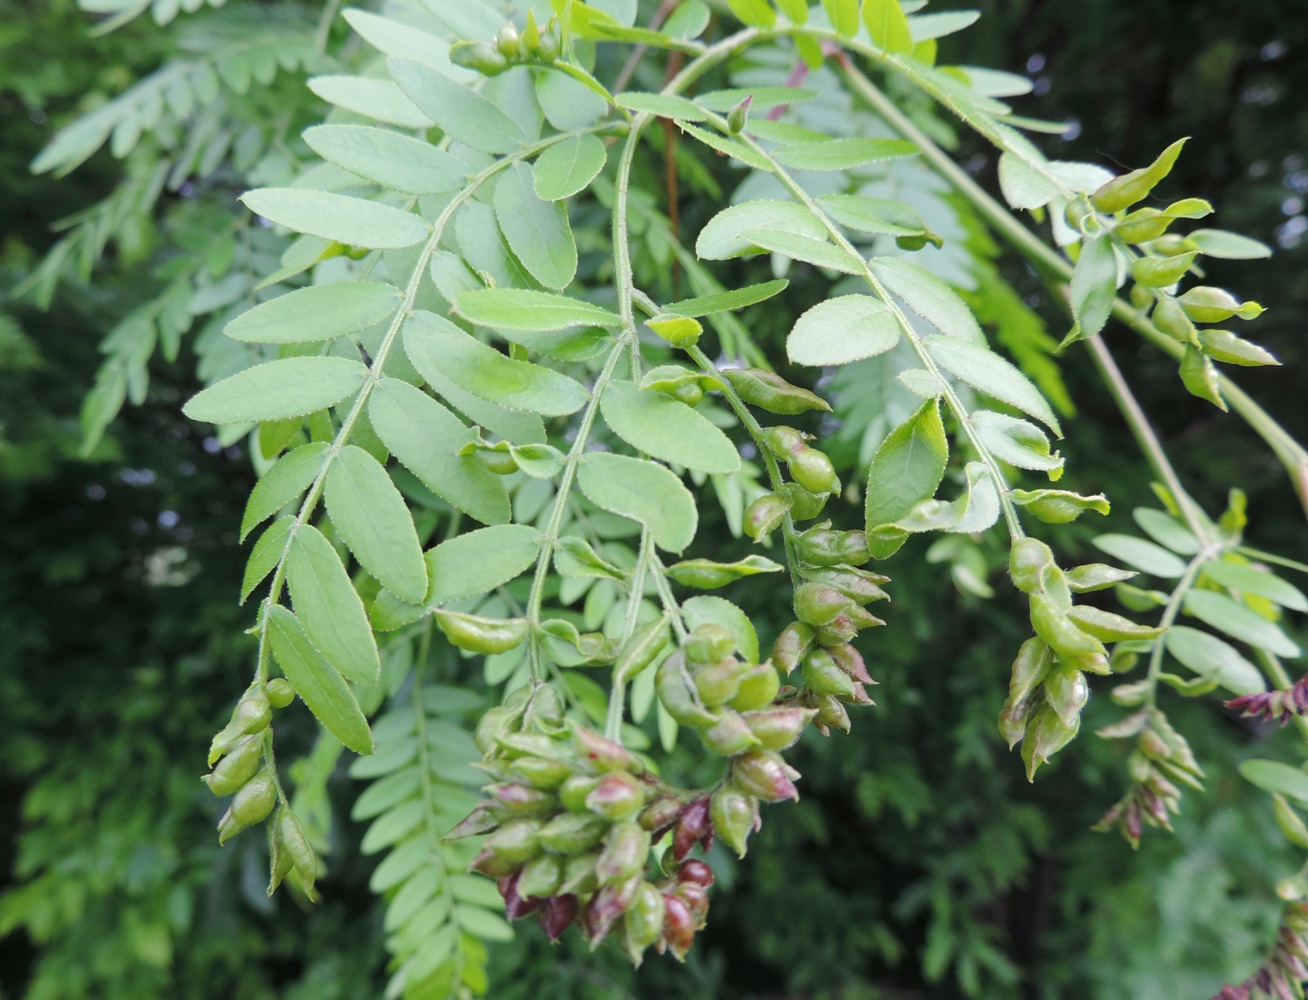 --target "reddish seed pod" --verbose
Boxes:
[661,893,696,959]
[742,707,815,751]
[731,749,800,802]
[538,893,579,942]
[638,794,687,838]
[573,726,638,773]
[828,643,874,684]
[677,859,715,887]
[585,772,646,821]
[672,796,709,861]
[771,621,814,675]
[674,879,710,925]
